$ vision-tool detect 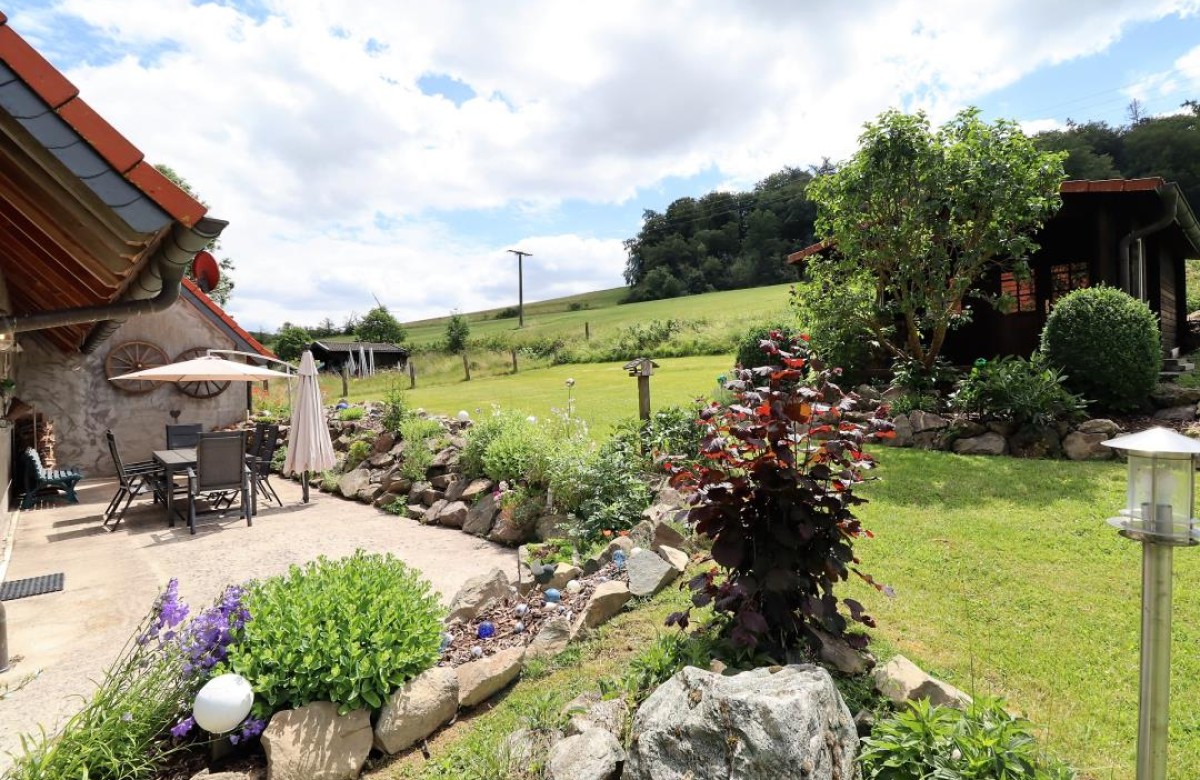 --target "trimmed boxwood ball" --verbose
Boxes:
[1040,285,1161,412]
